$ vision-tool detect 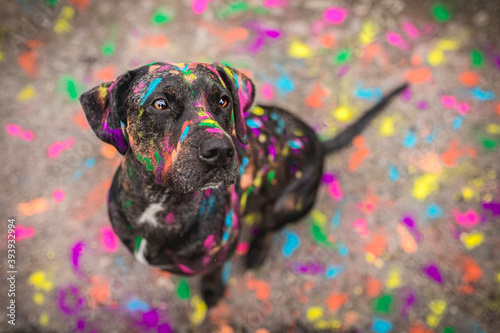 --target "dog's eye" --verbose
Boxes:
[219,97,229,108]
[153,99,168,110]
